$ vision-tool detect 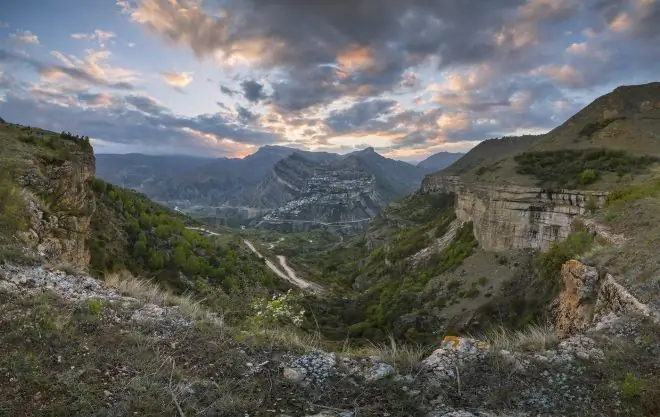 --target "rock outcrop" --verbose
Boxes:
[421,175,607,251]
[555,260,657,337]
[16,141,95,268]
